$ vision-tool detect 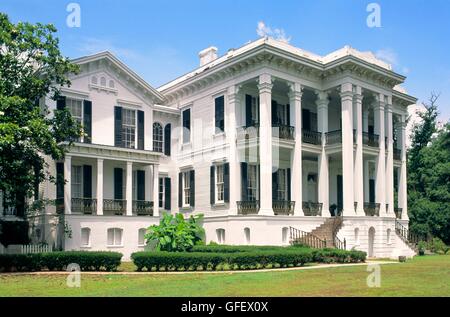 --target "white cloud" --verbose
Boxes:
[375,48,398,66]
[78,37,142,60]
[256,21,291,43]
